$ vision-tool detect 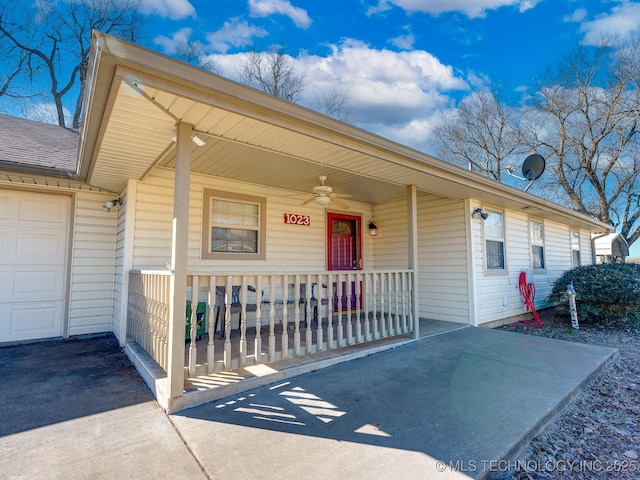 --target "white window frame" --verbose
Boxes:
[529,219,546,271]
[570,230,581,267]
[201,189,266,260]
[483,208,507,274]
